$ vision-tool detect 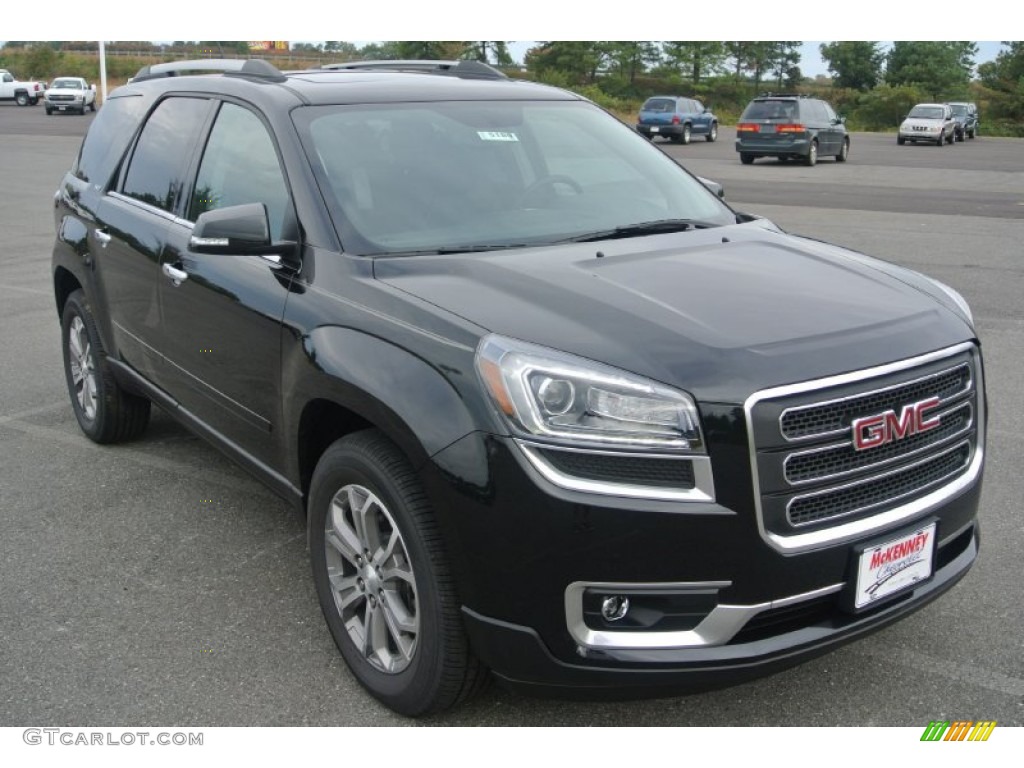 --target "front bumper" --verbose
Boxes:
[45,98,85,111]
[421,422,981,693]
